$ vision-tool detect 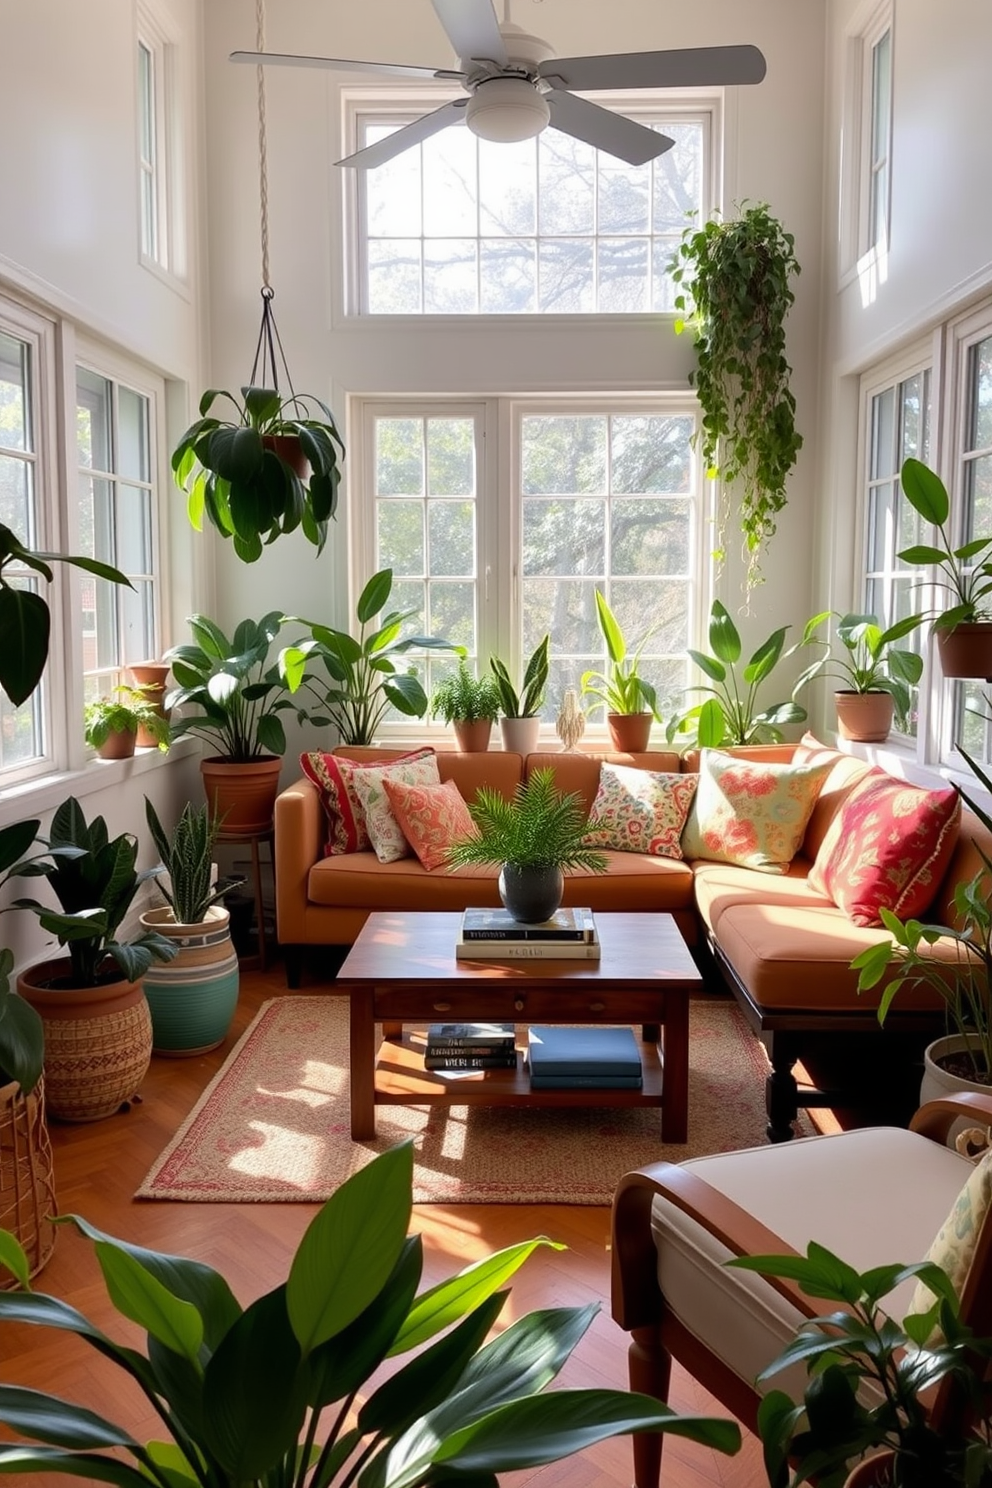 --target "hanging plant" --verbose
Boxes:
[671,202,803,590]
